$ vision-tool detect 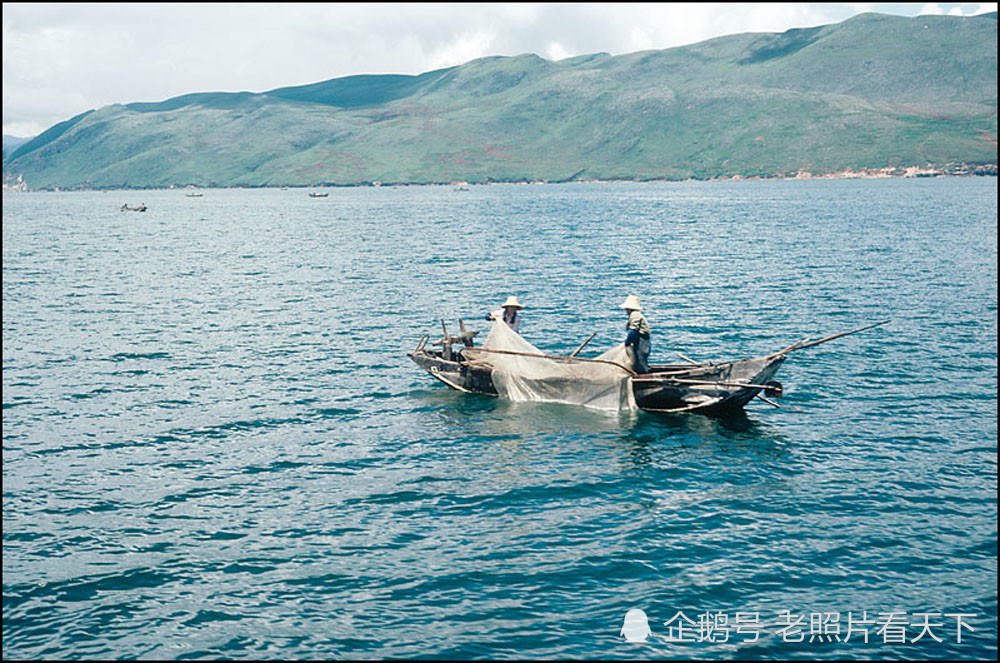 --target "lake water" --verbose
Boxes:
[2,178,997,660]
